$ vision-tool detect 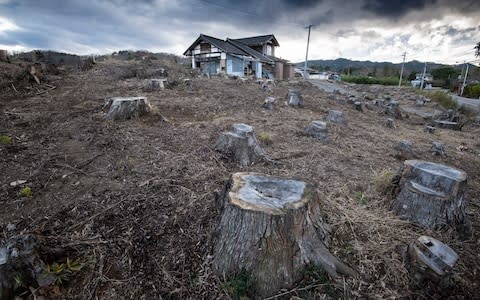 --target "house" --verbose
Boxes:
[183,34,294,80]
